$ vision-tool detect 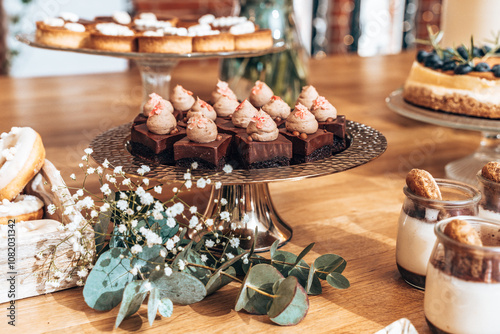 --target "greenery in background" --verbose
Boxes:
[40,149,349,327]
[3,0,34,72]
